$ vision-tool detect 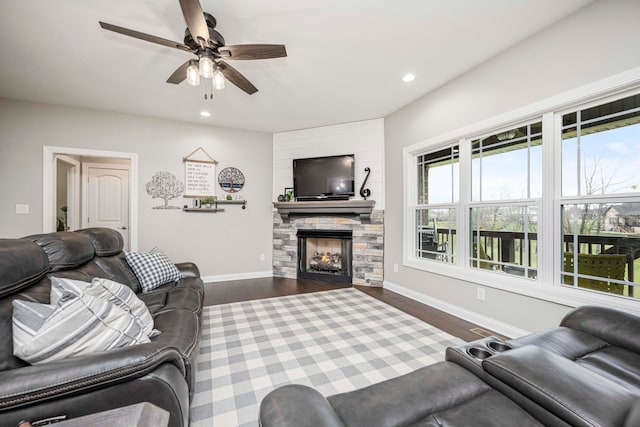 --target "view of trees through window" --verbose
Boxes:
[416,146,458,262]
[561,93,640,298]
[412,90,640,301]
[469,122,541,277]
